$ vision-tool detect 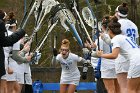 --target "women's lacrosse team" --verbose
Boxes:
[0,1,140,93]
